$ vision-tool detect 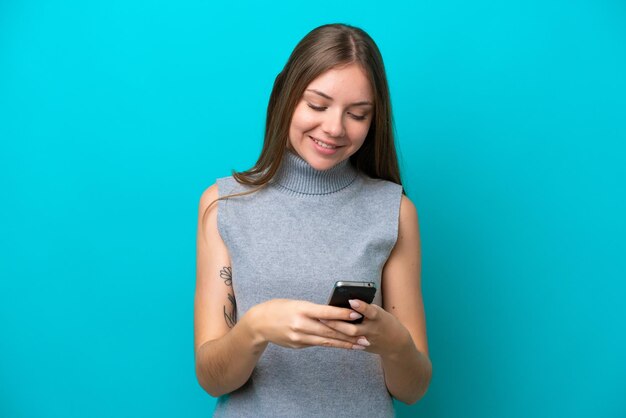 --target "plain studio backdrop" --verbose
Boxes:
[1,0,624,417]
